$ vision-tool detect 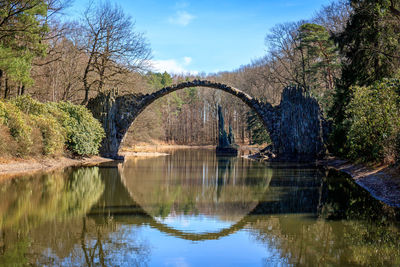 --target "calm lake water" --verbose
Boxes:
[0,149,399,266]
